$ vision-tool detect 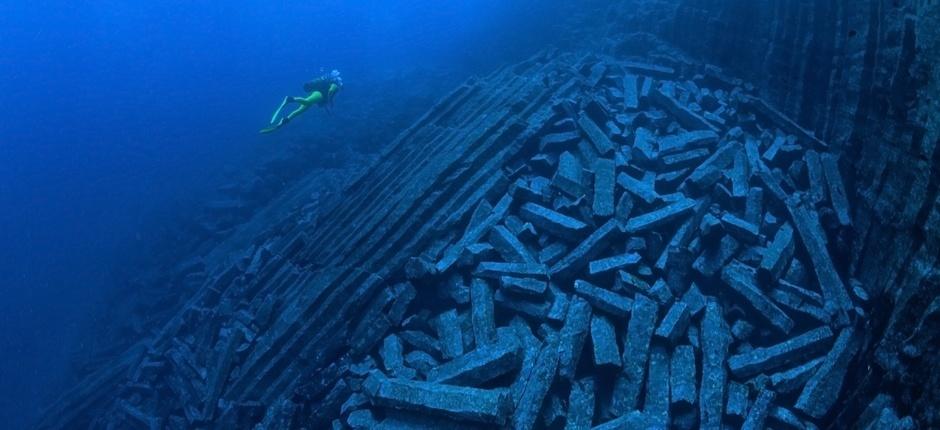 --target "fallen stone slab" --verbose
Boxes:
[475,261,548,280]
[769,357,824,394]
[786,194,853,318]
[655,301,691,343]
[684,141,738,193]
[512,332,561,430]
[426,328,522,386]
[435,310,465,360]
[363,372,512,425]
[743,95,827,149]
[693,234,740,278]
[617,172,662,205]
[565,377,595,430]
[623,74,640,110]
[720,213,761,245]
[728,326,835,378]
[660,147,711,170]
[381,334,417,380]
[574,279,634,318]
[611,294,658,415]
[650,85,719,133]
[588,252,641,276]
[499,276,548,298]
[520,202,589,242]
[670,345,696,409]
[631,127,658,163]
[591,411,649,430]
[741,387,776,430]
[658,130,720,155]
[592,158,616,218]
[768,406,819,430]
[795,327,860,418]
[623,198,697,233]
[726,381,749,423]
[551,219,621,279]
[759,224,795,285]
[721,261,795,334]
[558,297,593,380]
[552,152,587,198]
[494,289,551,320]
[590,313,621,368]
[578,115,616,155]
[623,61,676,78]
[700,299,731,430]
[470,278,496,346]
[489,226,536,264]
[645,346,670,428]
[540,131,581,153]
